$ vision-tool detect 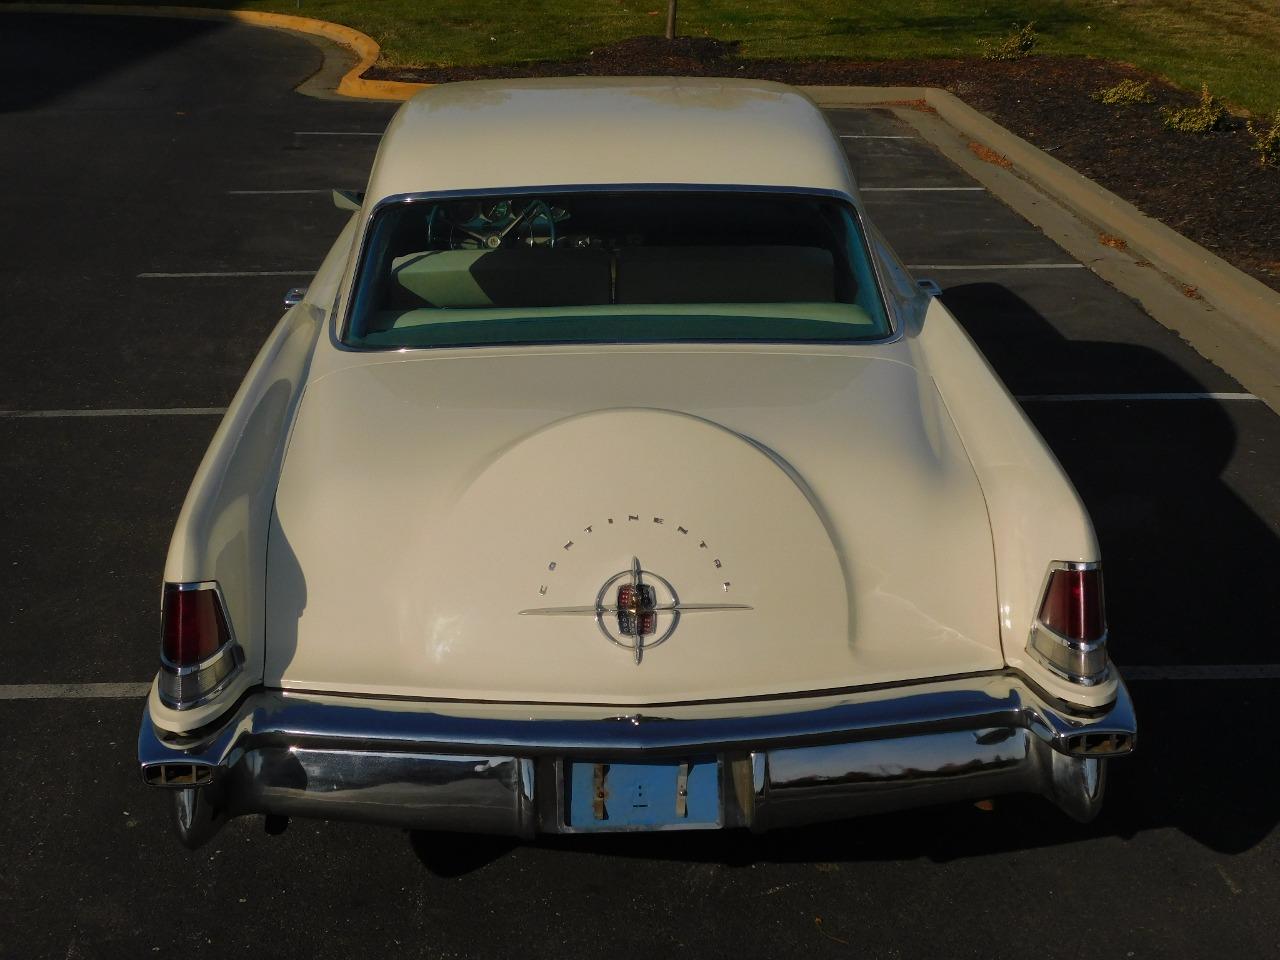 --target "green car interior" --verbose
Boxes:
[344,191,893,348]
